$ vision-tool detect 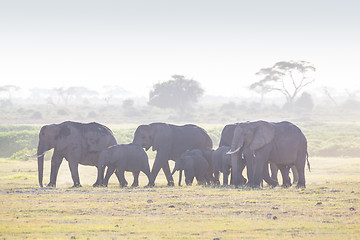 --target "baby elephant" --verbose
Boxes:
[171,149,211,186]
[212,146,247,186]
[97,143,153,187]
